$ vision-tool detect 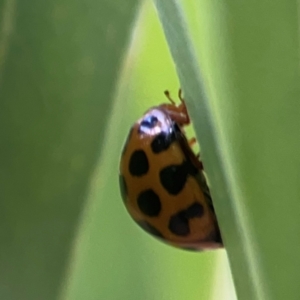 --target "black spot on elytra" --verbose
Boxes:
[185,202,204,218]
[168,202,205,236]
[137,221,164,239]
[129,150,149,176]
[119,174,127,202]
[140,115,158,128]
[169,211,190,236]
[137,189,161,217]
[159,162,189,195]
[151,131,176,153]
